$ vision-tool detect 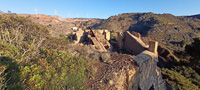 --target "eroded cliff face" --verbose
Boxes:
[87,51,167,90]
